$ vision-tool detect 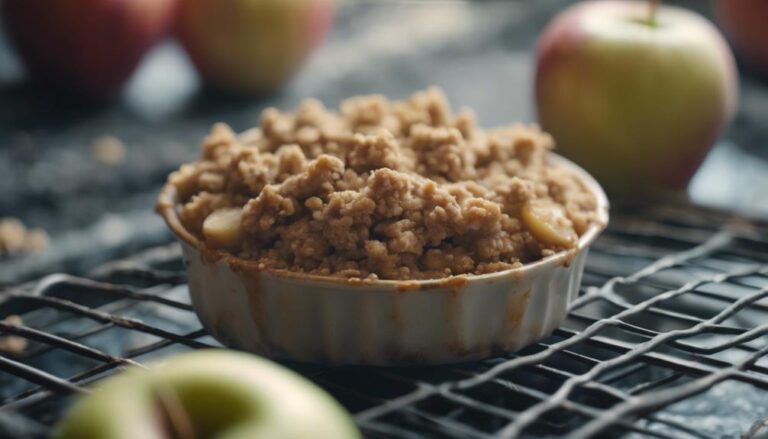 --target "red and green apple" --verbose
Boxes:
[535,0,738,195]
